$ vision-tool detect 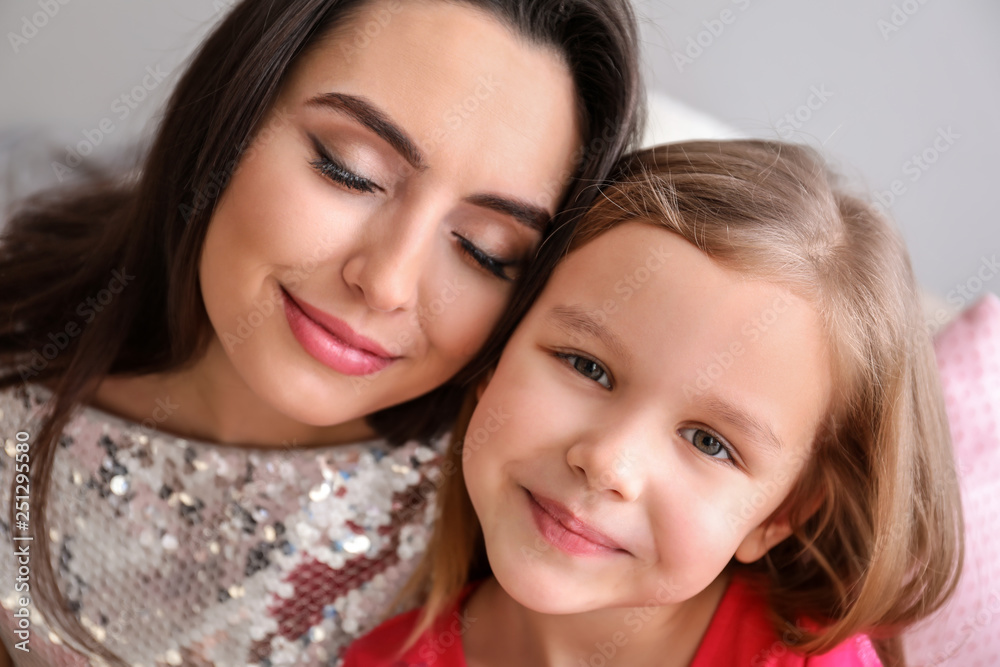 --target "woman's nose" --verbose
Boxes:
[341,207,438,313]
[565,421,648,503]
